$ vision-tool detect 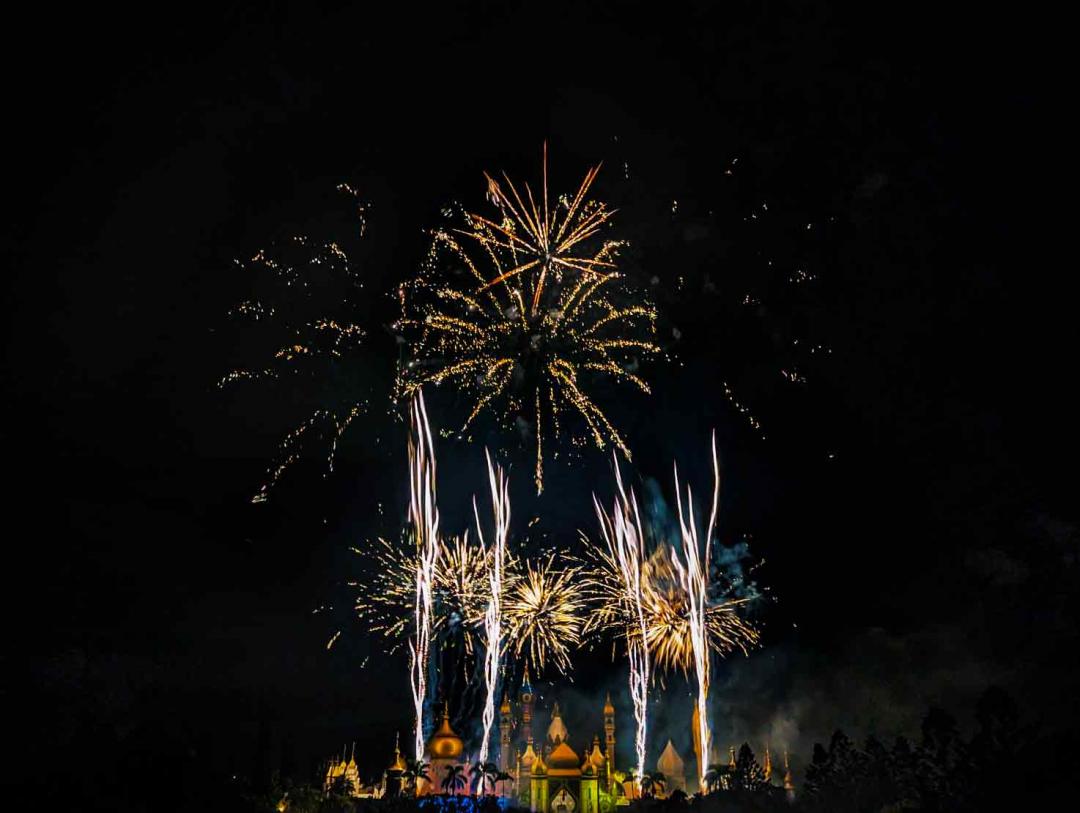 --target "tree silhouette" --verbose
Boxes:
[702,763,727,793]
[443,764,467,796]
[731,744,766,793]
[639,771,666,798]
